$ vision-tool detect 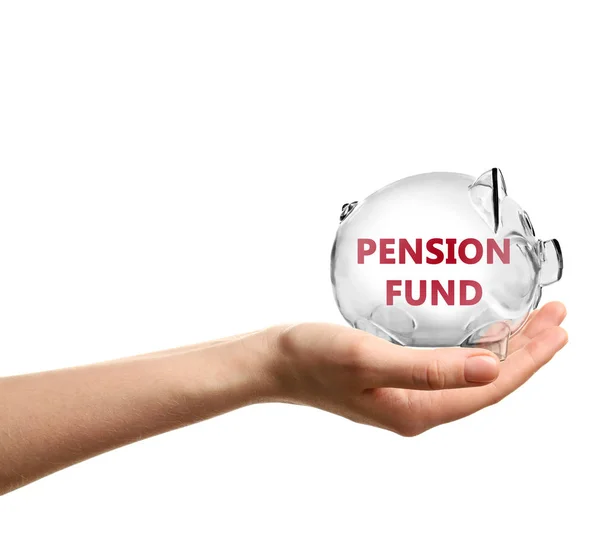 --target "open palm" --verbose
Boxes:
[271,302,567,436]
